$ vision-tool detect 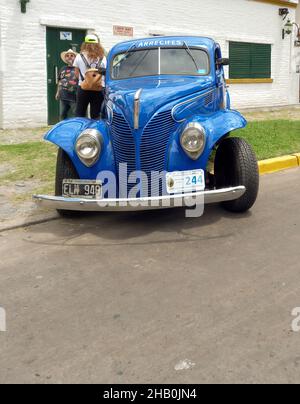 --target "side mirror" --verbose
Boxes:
[216,58,229,66]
